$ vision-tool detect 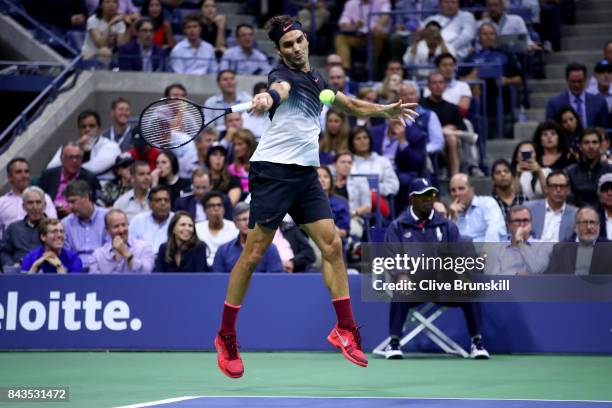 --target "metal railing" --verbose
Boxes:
[0,56,82,155]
